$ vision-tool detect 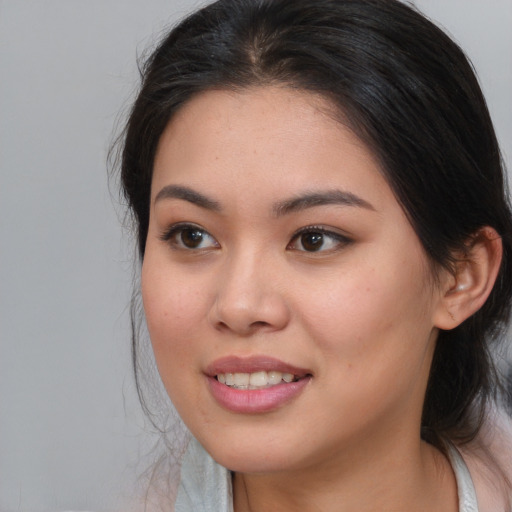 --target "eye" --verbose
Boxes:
[160,223,219,250]
[288,226,351,253]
